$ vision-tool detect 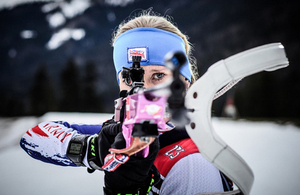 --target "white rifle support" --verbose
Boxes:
[185,43,289,195]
